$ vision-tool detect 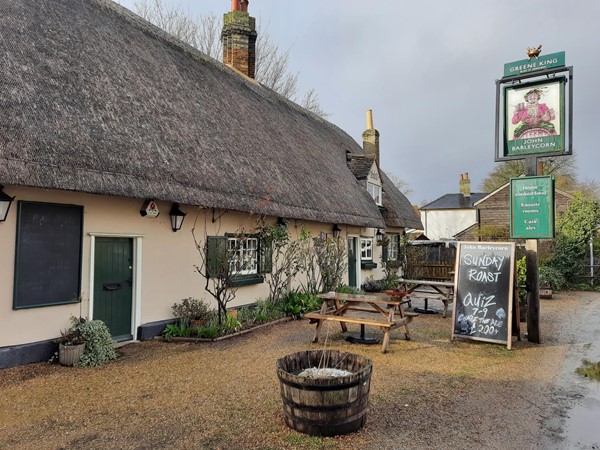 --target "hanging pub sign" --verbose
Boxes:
[510,176,555,239]
[495,48,573,162]
[504,78,565,157]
